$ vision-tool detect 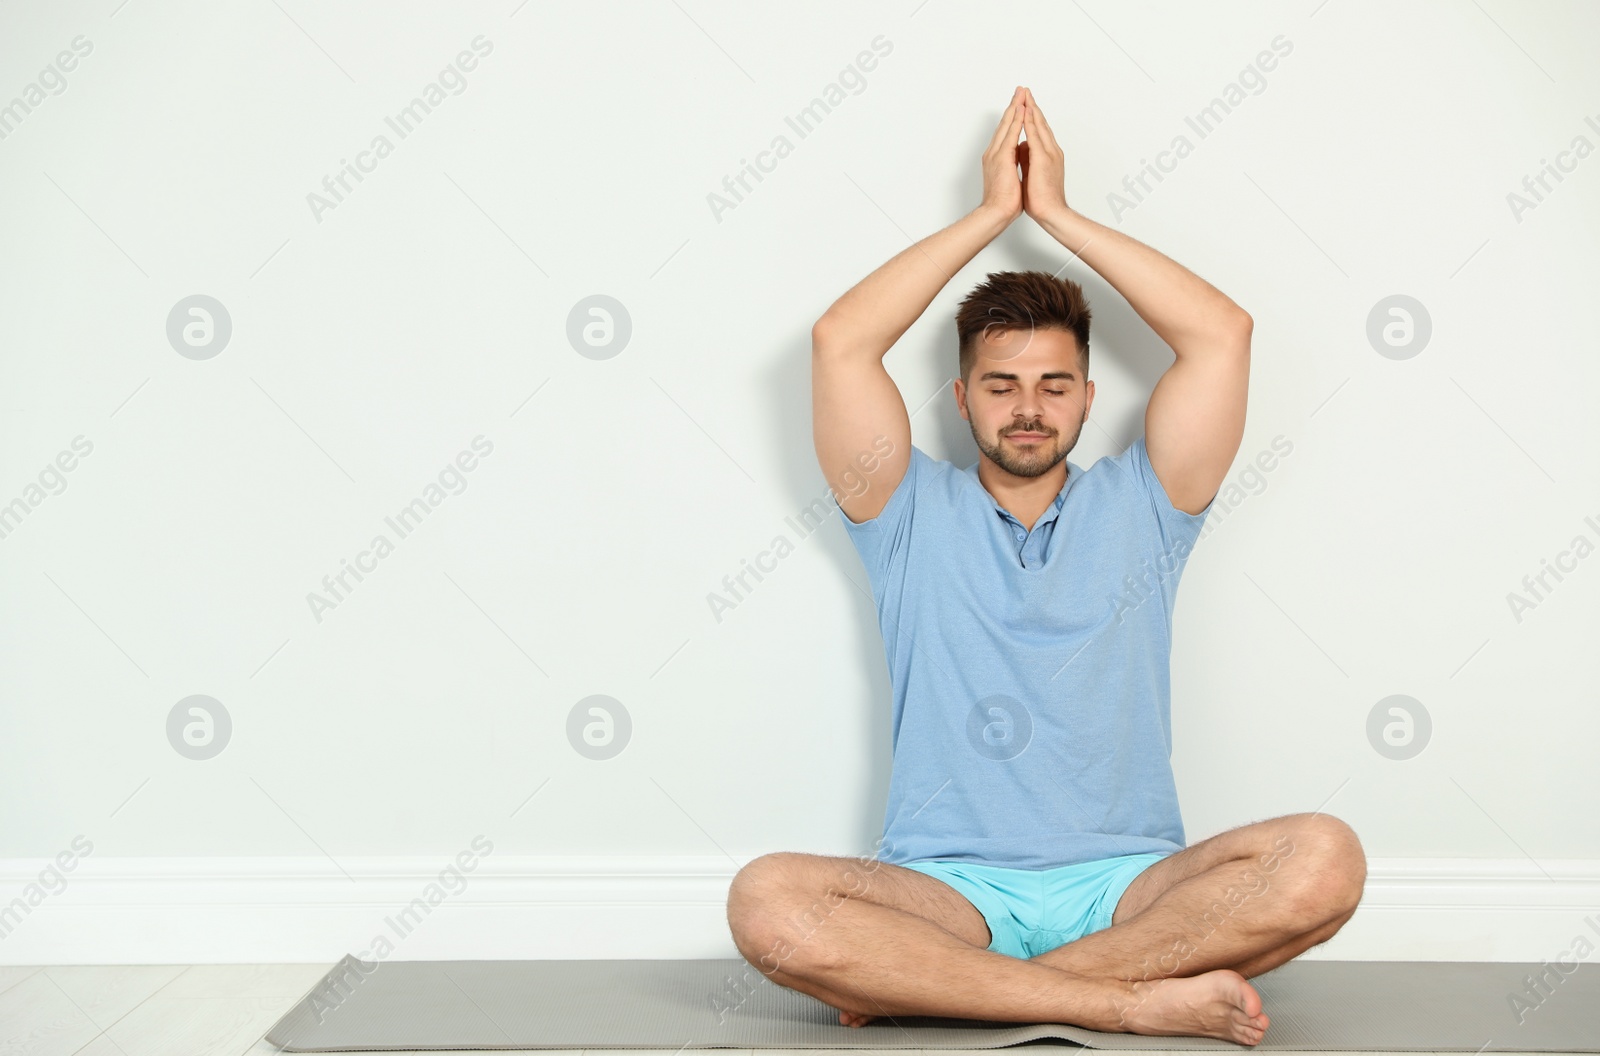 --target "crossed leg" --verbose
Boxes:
[1028,812,1366,1023]
[724,812,1364,1045]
